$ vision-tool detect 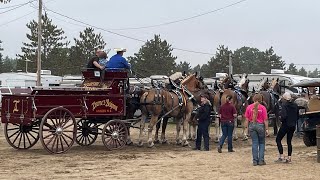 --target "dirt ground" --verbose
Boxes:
[0,123,319,180]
